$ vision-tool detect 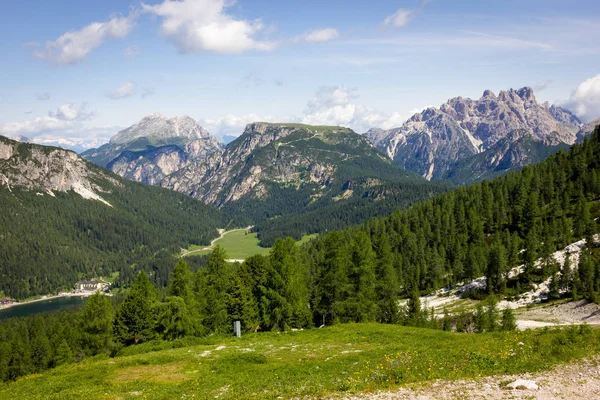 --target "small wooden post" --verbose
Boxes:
[234,320,241,337]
